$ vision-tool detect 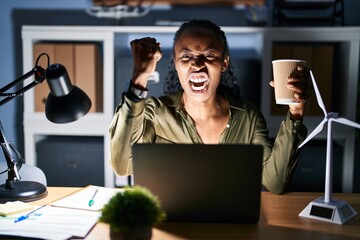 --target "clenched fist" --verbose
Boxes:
[130,37,162,89]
